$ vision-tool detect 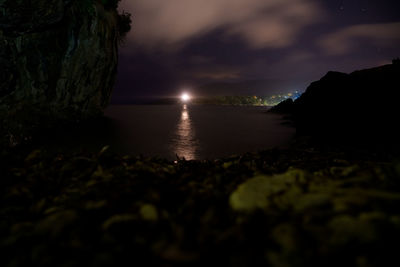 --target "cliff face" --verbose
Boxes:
[0,0,120,120]
[271,63,400,144]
